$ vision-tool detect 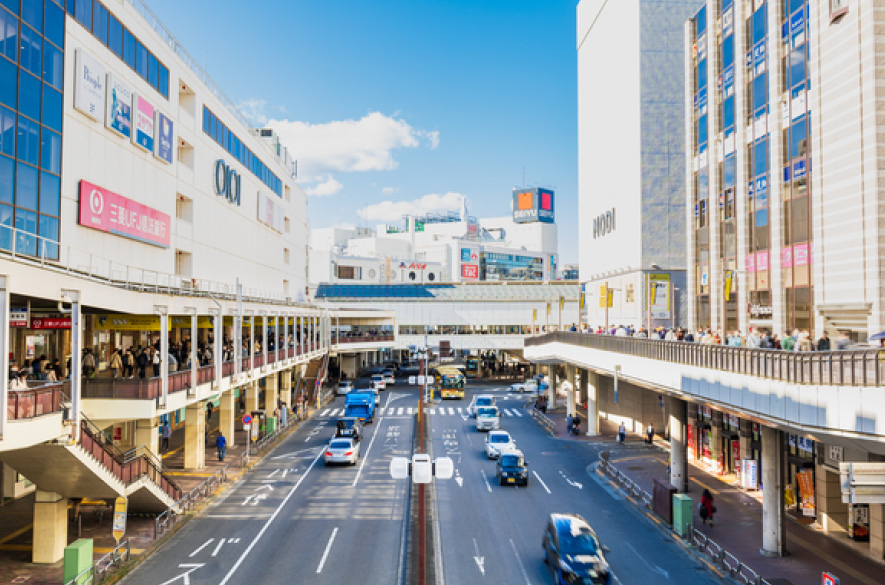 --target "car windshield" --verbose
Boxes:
[329,440,351,449]
[560,527,599,556]
[501,454,524,467]
[337,419,356,429]
[476,398,492,407]
[477,407,497,417]
[490,435,510,443]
